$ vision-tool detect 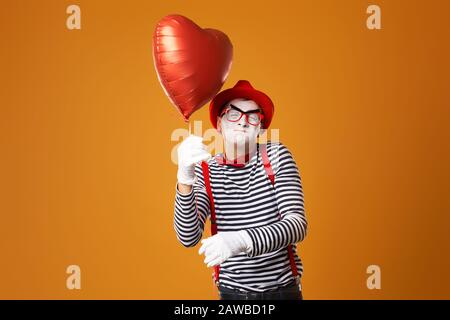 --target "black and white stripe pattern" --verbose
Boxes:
[174,141,307,292]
